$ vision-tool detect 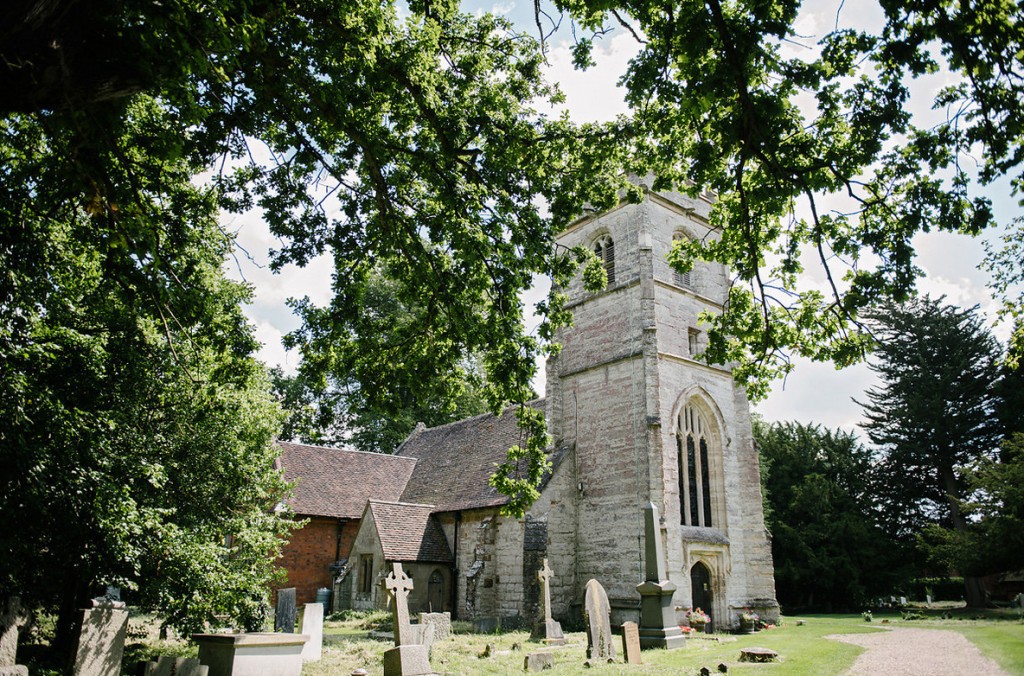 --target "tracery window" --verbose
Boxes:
[677,403,715,527]
[594,234,616,285]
